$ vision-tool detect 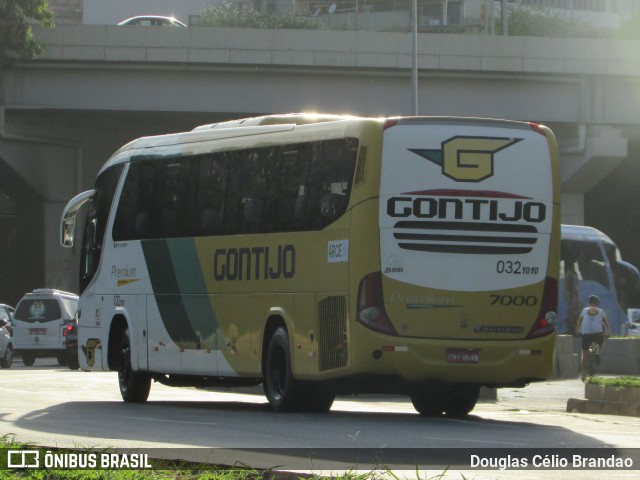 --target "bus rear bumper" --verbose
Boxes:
[323,330,556,389]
